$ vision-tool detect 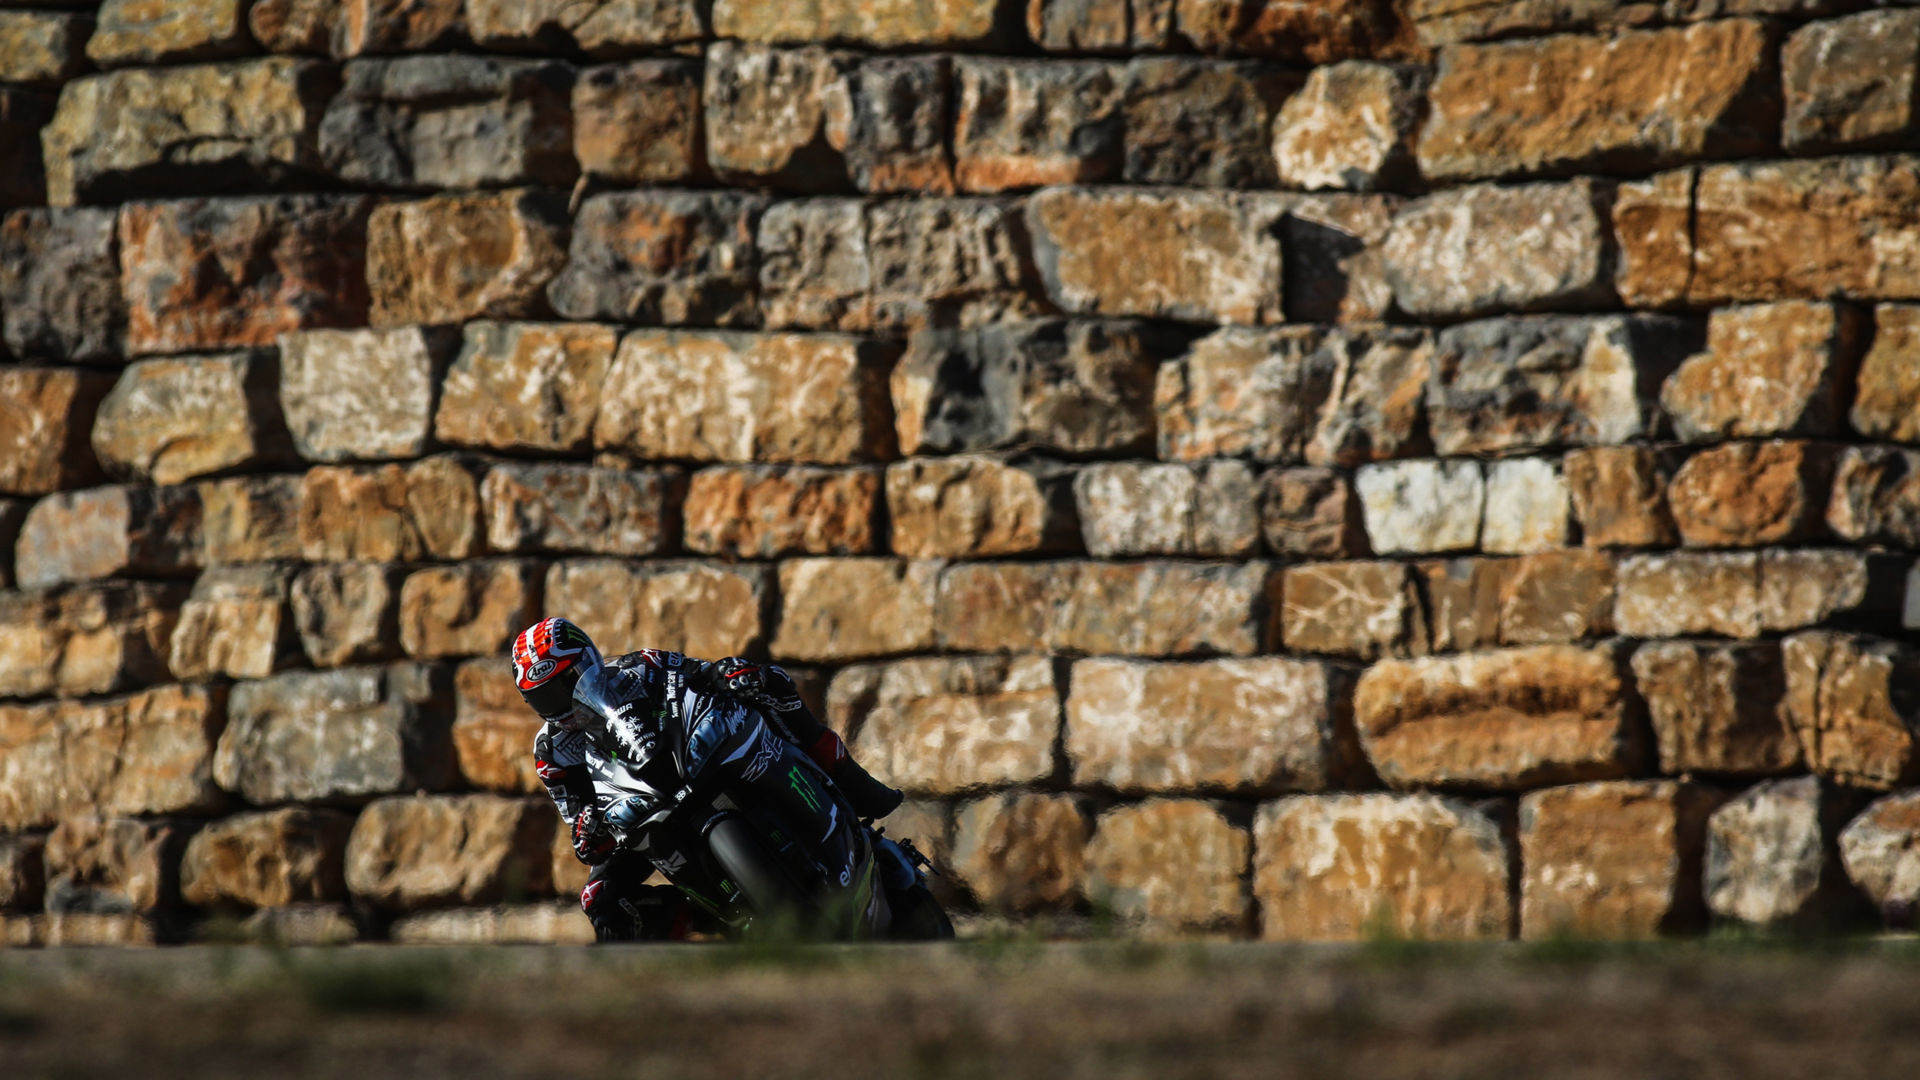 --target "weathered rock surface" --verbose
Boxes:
[399,561,542,660]
[545,559,771,660]
[1664,303,1863,441]
[482,463,678,557]
[87,0,252,67]
[1355,459,1484,555]
[1520,781,1723,939]
[290,564,403,668]
[1028,0,1175,52]
[1273,61,1425,192]
[1281,194,1401,324]
[1261,467,1367,558]
[1254,794,1512,941]
[247,0,335,53]
[1691,156,1920,304]
[320,56,576,190]
[864,198,1050,332]
[0,208,126,364]
[198,475,302,565]
[824,55,955,195]
[1354,642,1645,790]
[950,792,1088,913]
[464,0,707,54]
[1782,632,1920,790]
[755,199,873,331]
[1177,0,1414,65]
[346,795,554,909]
[1084,800,1250,934]
[597,330,896,464]
[1839,790,1920,917]
[0,583,181,699]
[280,328,450,463]
[573,60,704,185]
[237,904,360,946]
[1565,445,1680,548]
[1853,305,1920,442]
[682,466,876,558]
[1069,657,1359,794]
[1783,10,1920,154]
[884,456,1077,559]
[14,485,201,589]
[452,660,541,794]
[0,367,112,495]
[1612,167,1695,309]
[1632,641,1797,776]
[366,190,569,328]
[1707,777,1868,930]
[331,0,468,55]
[0,10,91,85]
[703,43,853,191]
[937,561,1279,657]
[1666,441,1837,548]
[769,558,940,663]
[1497,548,1615,645]
[0,684,225,830]
[833,655,1059,794]
[1027,187,1286,324]
[1383,180,1617,320]
[1612,550,1877,639]
[1481,457,1571,555]
[1122,57,1293,189]
[1827,446,1920,547]
[389,902,594,944]
[168,565,297,682]
[1420,558,1528,655]
[547,191,765,326]
[1281,561,1424,660]
[92,353,291,486]
[711,0,1015,48]
[215,664,452,806]
[298,458,481,563]
[1074,462,1259,557]
[953,58,1123,192]
[434,321,615,454]
[179,807,353,909]
[43,815,190,914]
